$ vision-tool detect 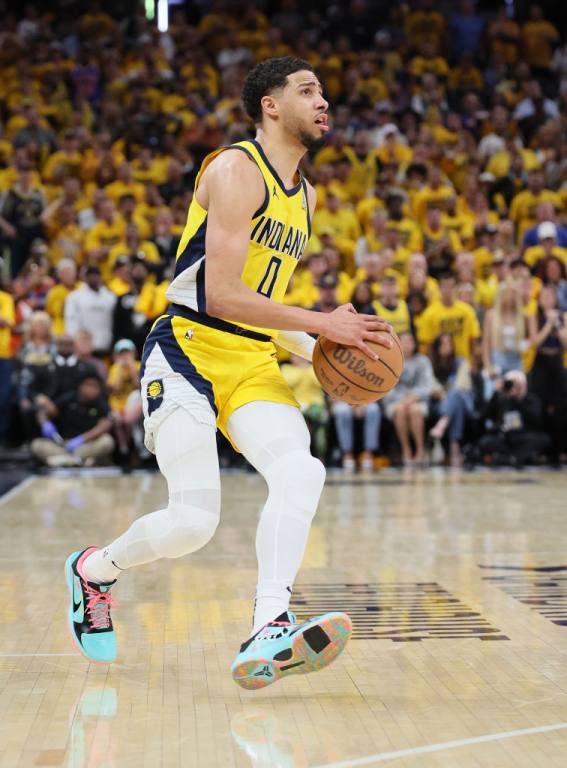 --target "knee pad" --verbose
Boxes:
[265,450,326,525]
[160,490,220,558]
